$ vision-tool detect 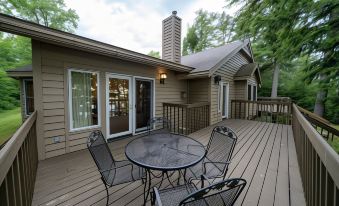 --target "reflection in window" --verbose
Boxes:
[108,79,129,117]
[70,70,99,129]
